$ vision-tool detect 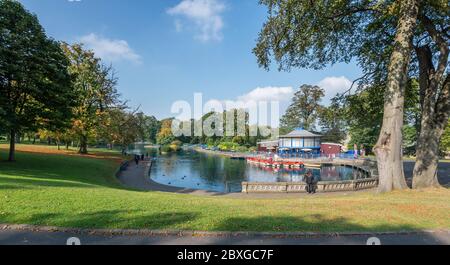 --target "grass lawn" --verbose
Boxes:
[0,145,449,233]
